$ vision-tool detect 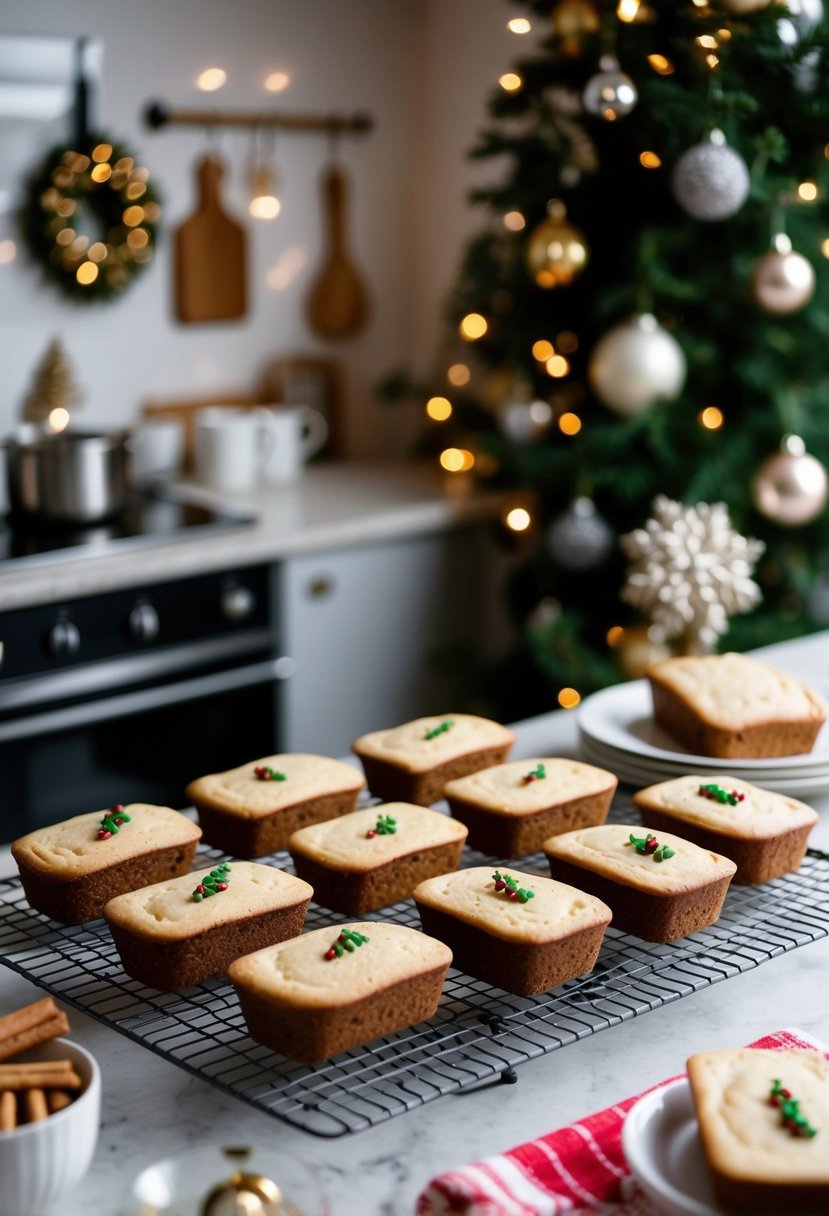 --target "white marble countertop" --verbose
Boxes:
[0,633,828,1215]
[0,463,503,610]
